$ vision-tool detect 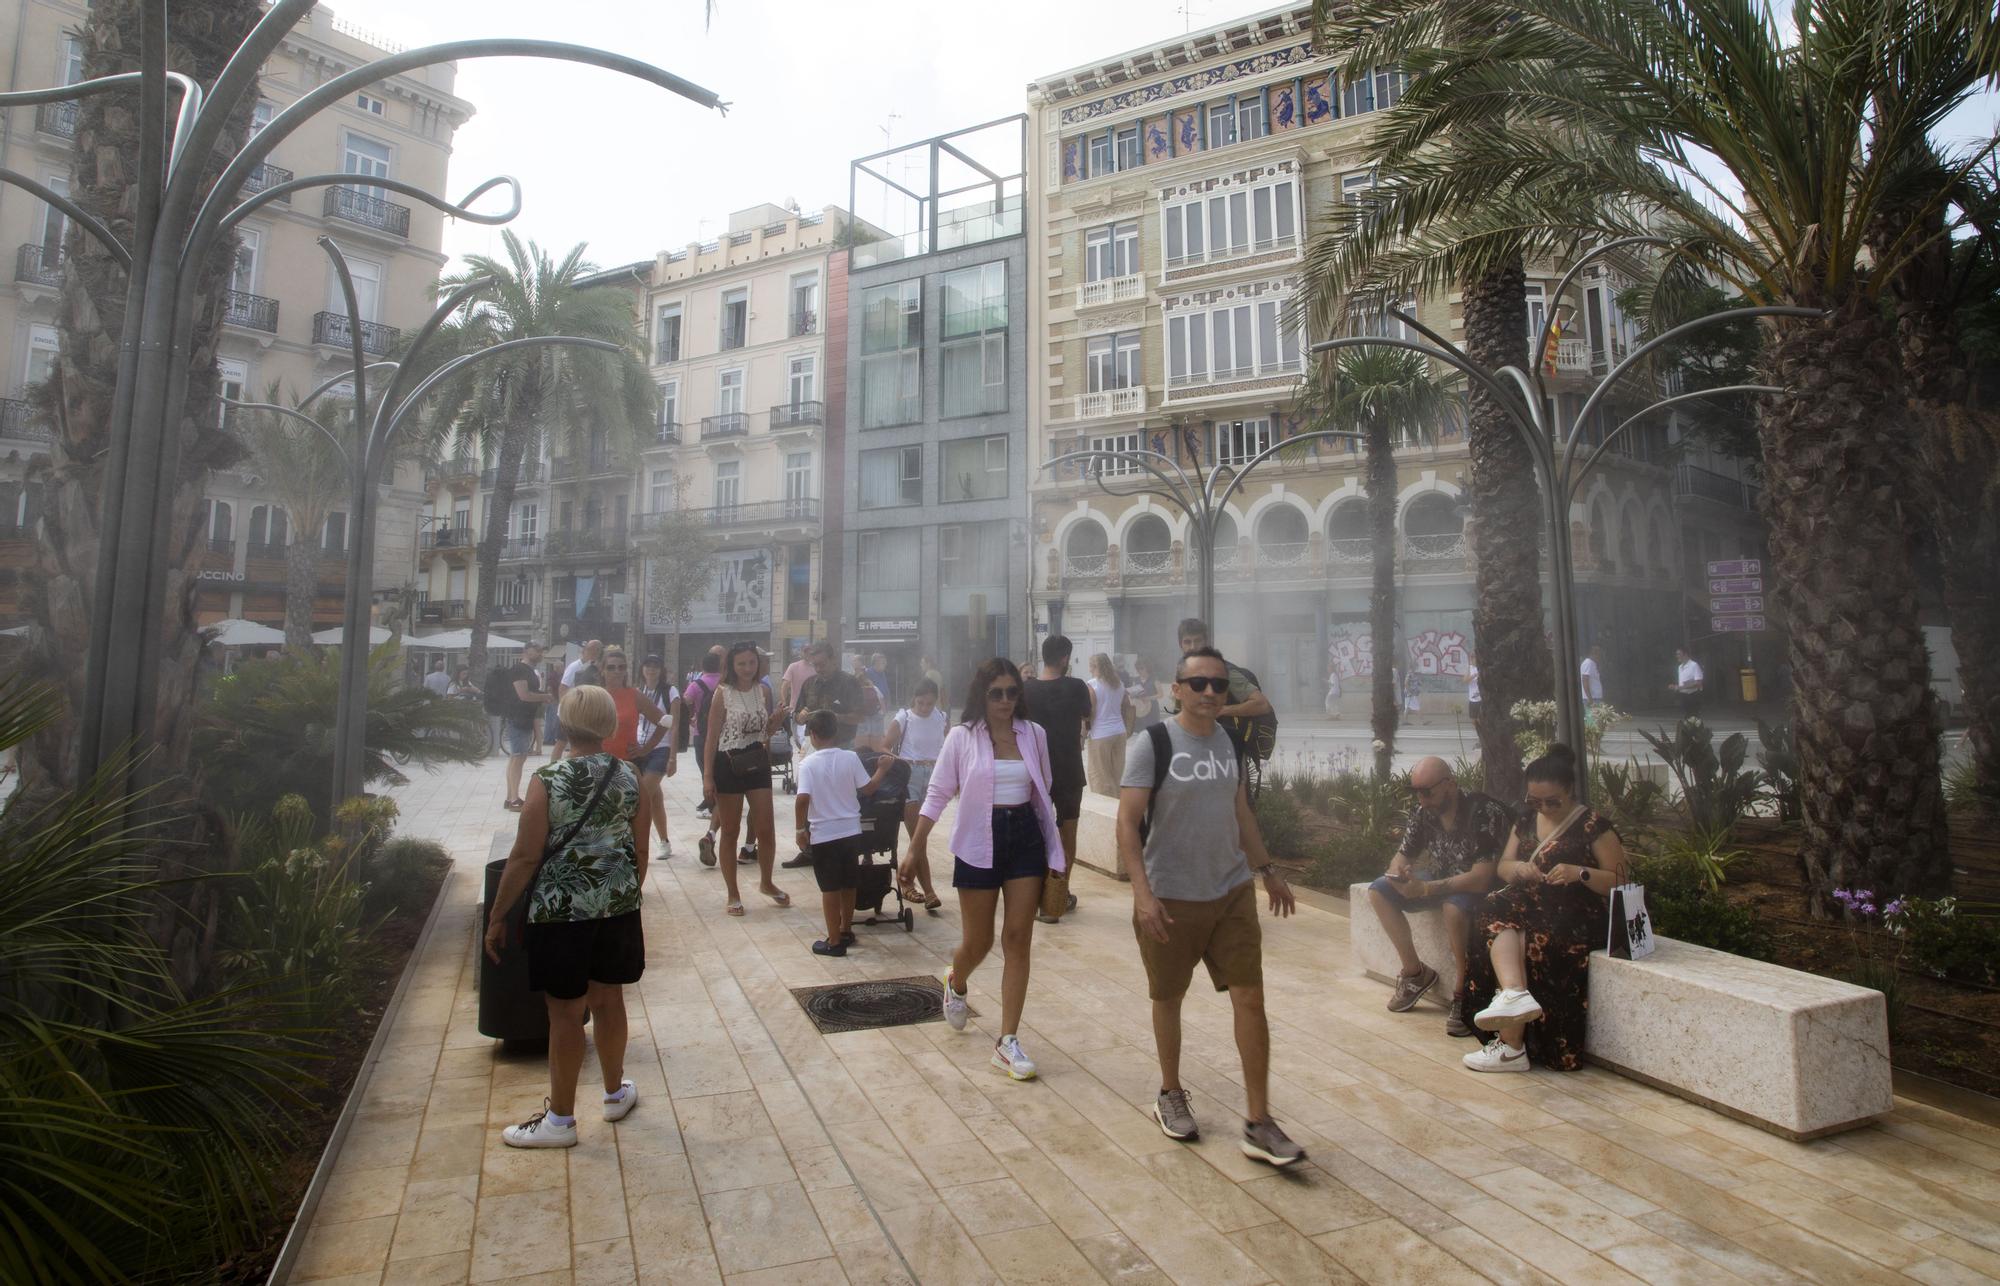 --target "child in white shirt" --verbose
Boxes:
[795,710,893,956]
